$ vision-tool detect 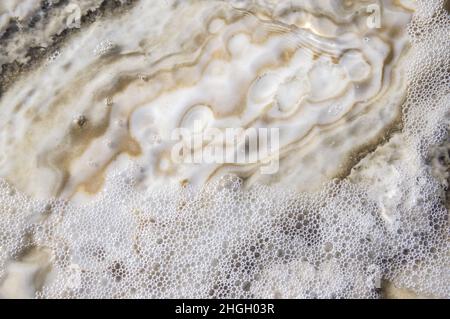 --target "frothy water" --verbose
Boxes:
[0,0,448,298]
